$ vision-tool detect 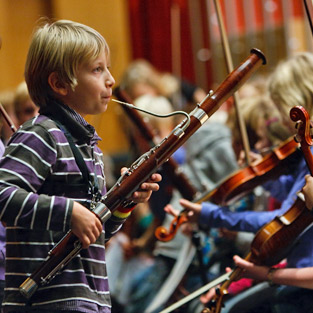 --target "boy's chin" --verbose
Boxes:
[94,104,108,114]
[101,104,108,113]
